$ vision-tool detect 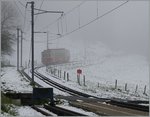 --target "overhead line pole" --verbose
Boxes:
[26,1,35,86]
[17,28,19,71]
[31,1,35,87]
[21,30,23,68]
[47,31,49,49]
